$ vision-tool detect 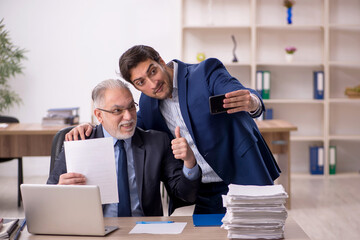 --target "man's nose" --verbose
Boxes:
[148,77,158,89]
[122,108,133,120]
